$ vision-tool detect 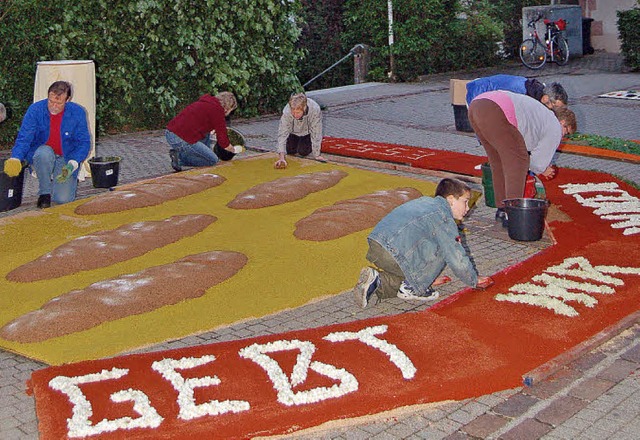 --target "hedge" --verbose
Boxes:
[618,5,640,71]
[0,0,304,148]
